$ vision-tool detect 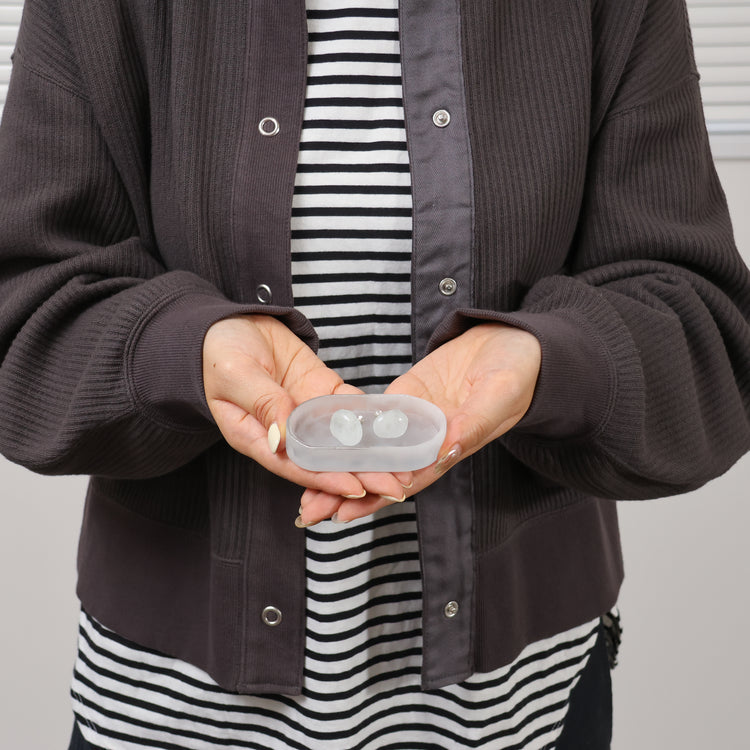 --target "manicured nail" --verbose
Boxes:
[434,444,461,474]
[380,493,406,503]
[331,513,348,524]
[294,515,316,528]
[400,479,414,489]
[268,423,281,454]
[298,505,303,514]
[343,489,367,499]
